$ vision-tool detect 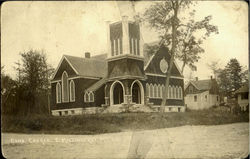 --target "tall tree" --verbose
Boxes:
[15,50,54,115]
[225,58,243,95]
[143,1,218,108]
